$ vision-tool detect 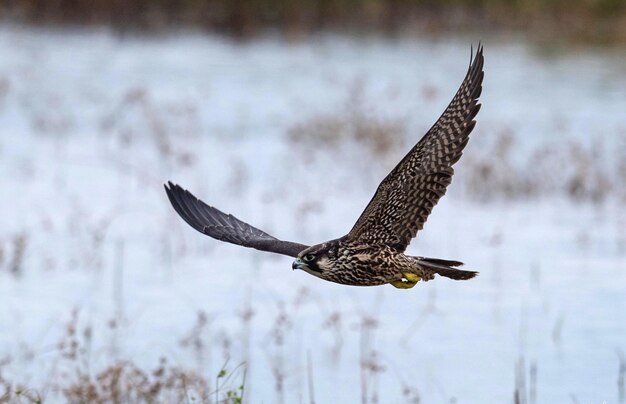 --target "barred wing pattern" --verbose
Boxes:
[347,45,484,251]
[165,182,309,257]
